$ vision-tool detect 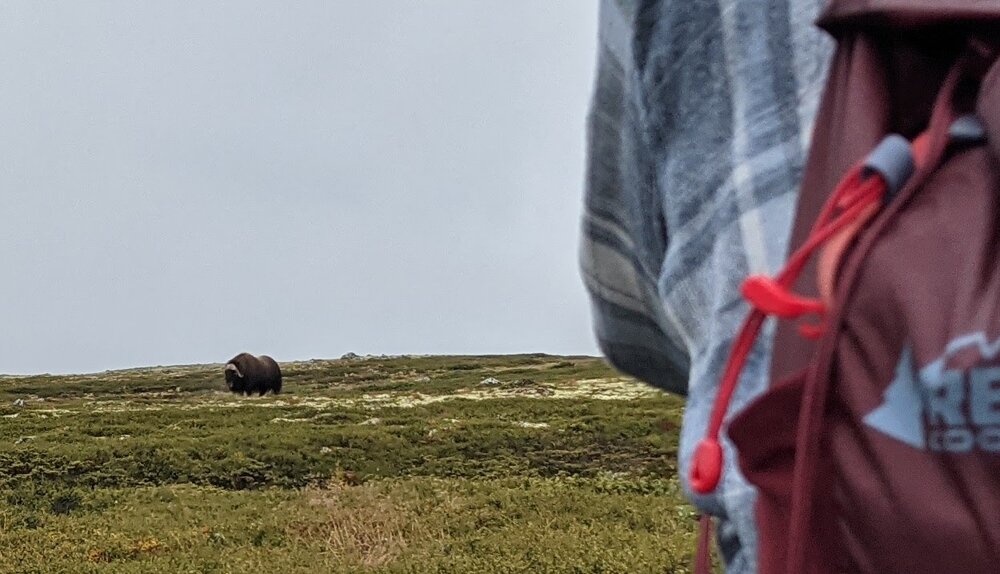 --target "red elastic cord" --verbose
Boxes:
[694,515,715,574]
[689,162,889,495]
